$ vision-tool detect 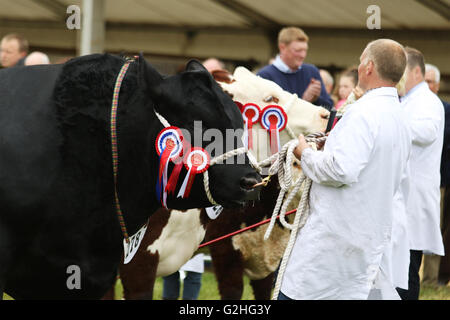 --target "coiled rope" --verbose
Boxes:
[258,132,327,300]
